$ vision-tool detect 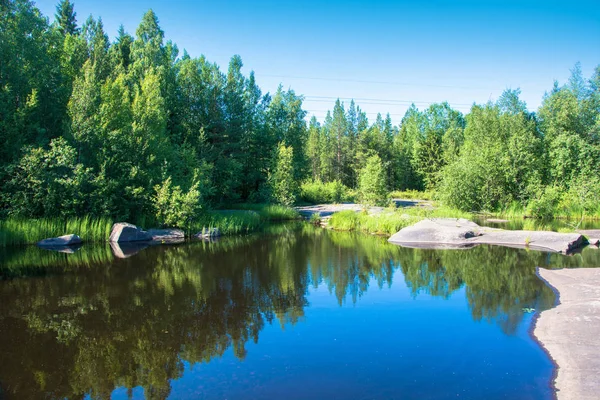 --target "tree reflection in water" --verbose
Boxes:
[0,223,598,399]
